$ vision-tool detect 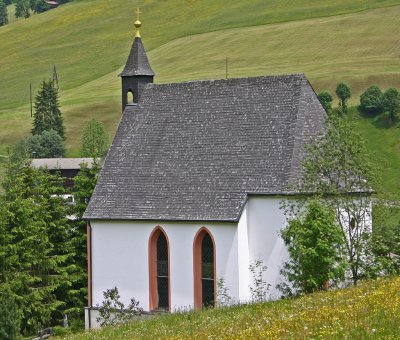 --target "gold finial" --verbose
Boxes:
[134,7,142,38]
